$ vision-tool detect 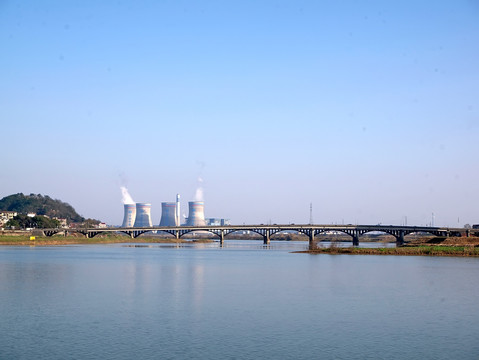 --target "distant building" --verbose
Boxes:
[0,211,18,226]
[205,218,231,226]
[0,211,16,228]
[53,217,68,228]
[27,213,36,218]
[0,210,18,220]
